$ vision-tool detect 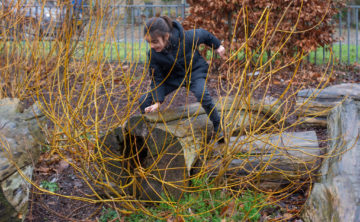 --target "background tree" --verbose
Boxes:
[183,0,345,65]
